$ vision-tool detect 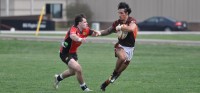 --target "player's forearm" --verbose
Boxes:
[100,26,113,36]
[121,23,137,32]
[70,34,83,42]
[100,30,109,36]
